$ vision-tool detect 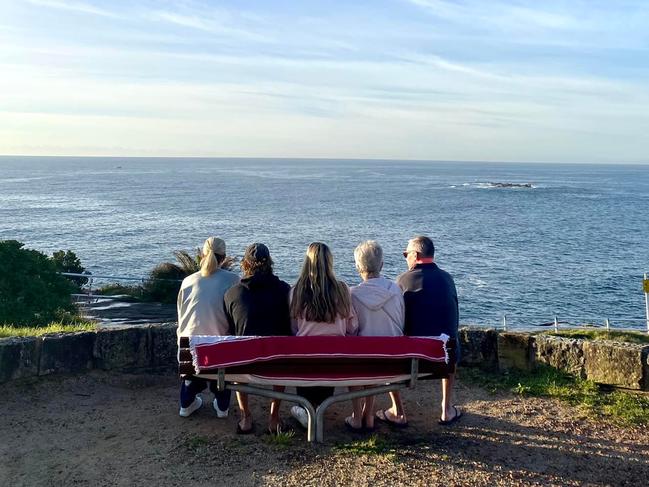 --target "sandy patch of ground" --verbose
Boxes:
[1,370,647,486]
